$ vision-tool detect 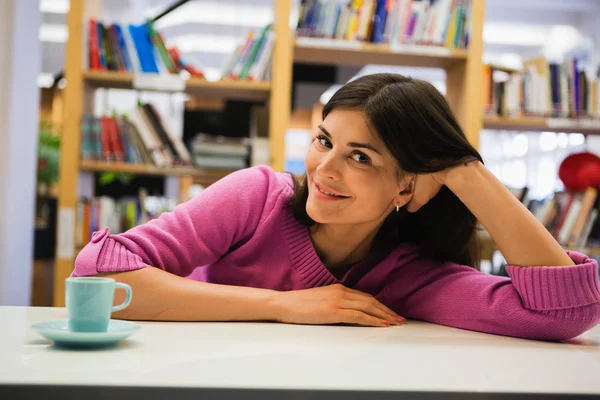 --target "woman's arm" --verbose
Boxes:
[397,162,600,340]
[442,161,574,267]
[104,268,278,321]
[73,166,284,278]
[106,265,403,326]
[383,250,600,341]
